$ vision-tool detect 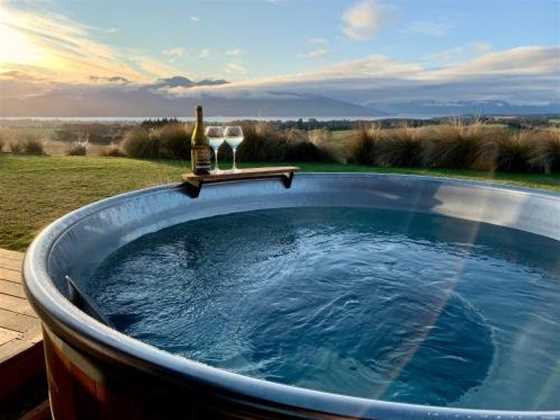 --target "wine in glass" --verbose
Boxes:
[205,126,225,173]
[224,126,244,172]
